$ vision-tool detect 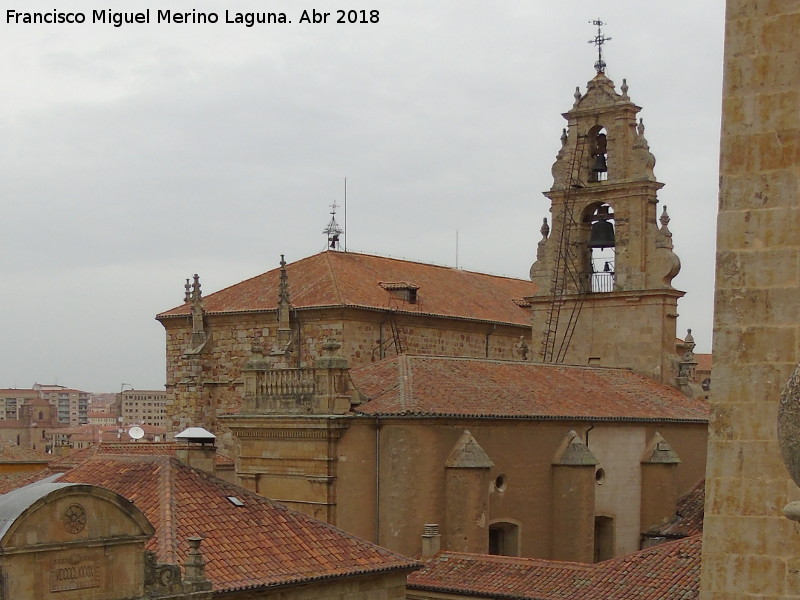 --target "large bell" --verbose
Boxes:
[588,219,615,249]
[592,153,607,173]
